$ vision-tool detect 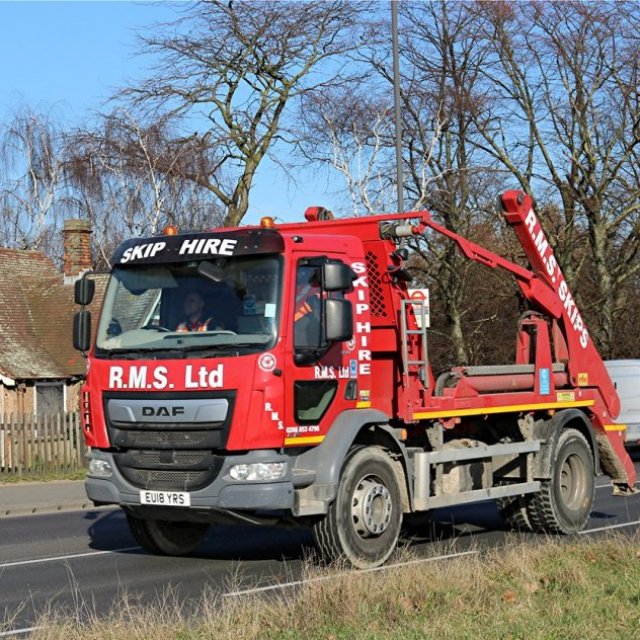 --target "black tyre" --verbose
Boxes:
[313,446,403,569]
[127,514,209,555]
[528,428,594,534]
[497,494,534,532]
